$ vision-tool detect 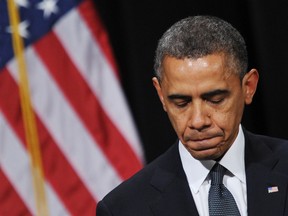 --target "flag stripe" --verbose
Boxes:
[8,46,123,200]
[33,31,142,180]
[55,3,144,162]
[0,67,94,215]
[0,0,144,214]
[0,111,70,216]
[0,168,31,216]
[78,0,118,76]
[0,106,69,216]
[0,82,34,214]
